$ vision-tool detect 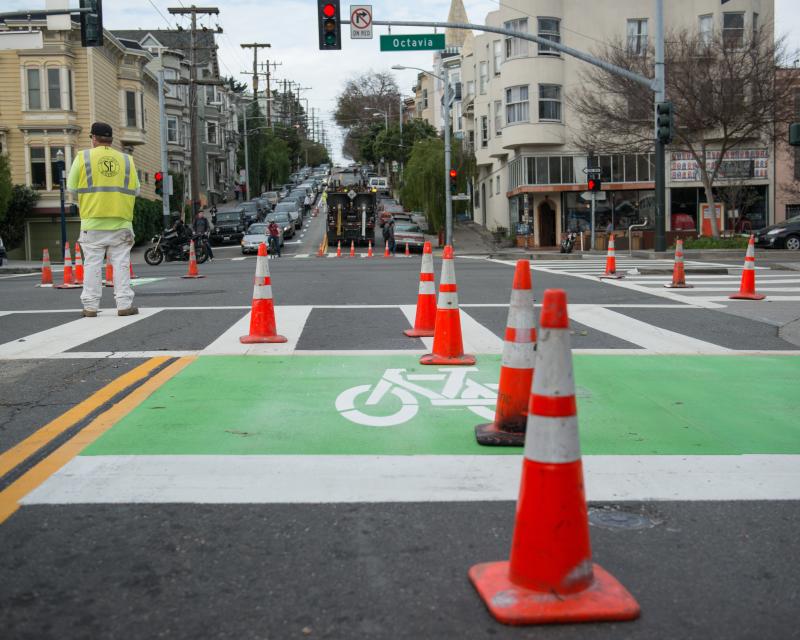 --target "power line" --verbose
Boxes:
[146,0,175,29]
